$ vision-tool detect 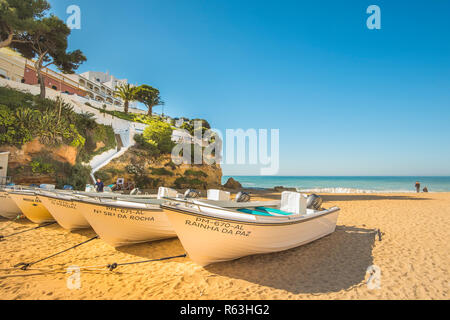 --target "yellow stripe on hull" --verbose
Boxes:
[8,193,55,224]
